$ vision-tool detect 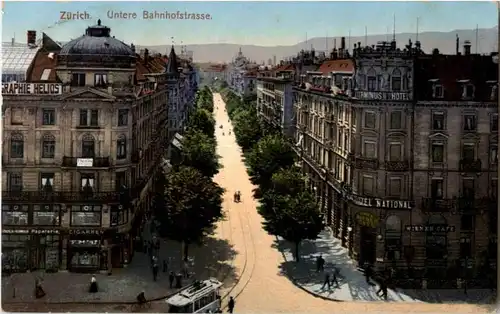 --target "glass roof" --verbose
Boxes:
[2,43,40,76]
